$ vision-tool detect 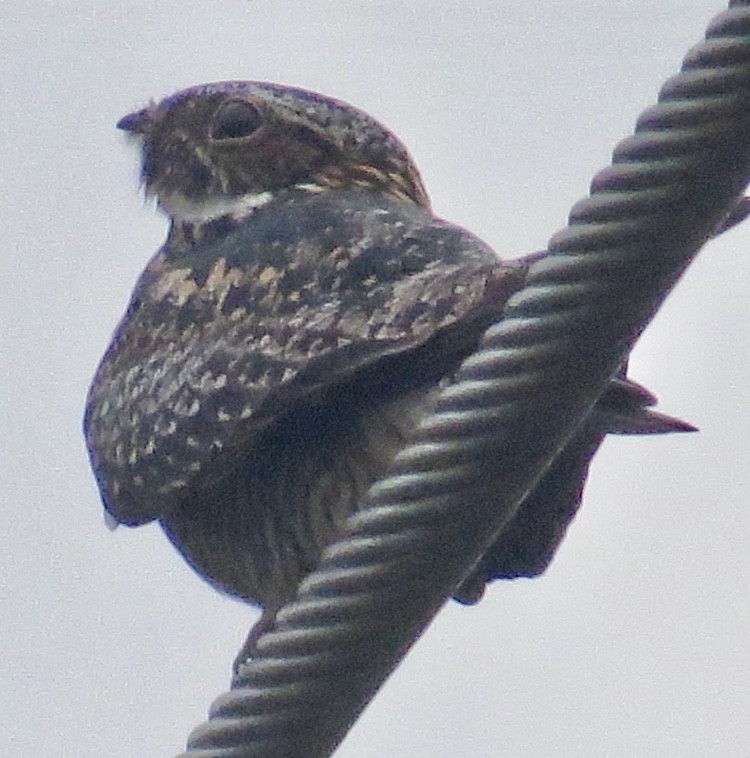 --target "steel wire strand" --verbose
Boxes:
[180,4,750,756]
